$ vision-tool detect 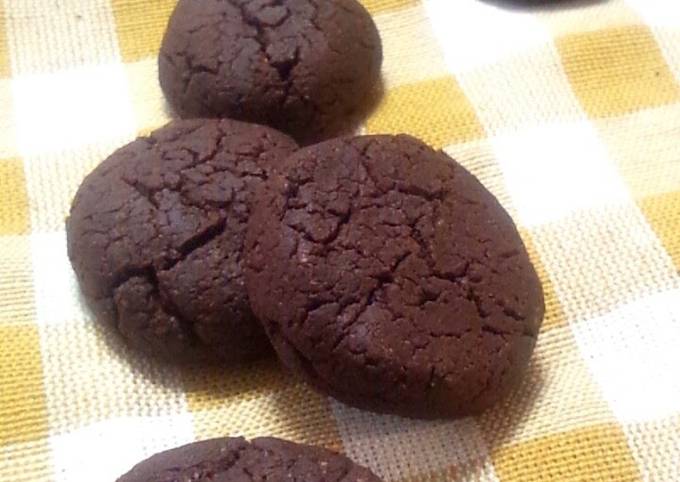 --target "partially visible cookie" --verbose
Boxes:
[159,0,382,145]
[245,135,544,418]
[66,119,297,364]
[117,436,382,482]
